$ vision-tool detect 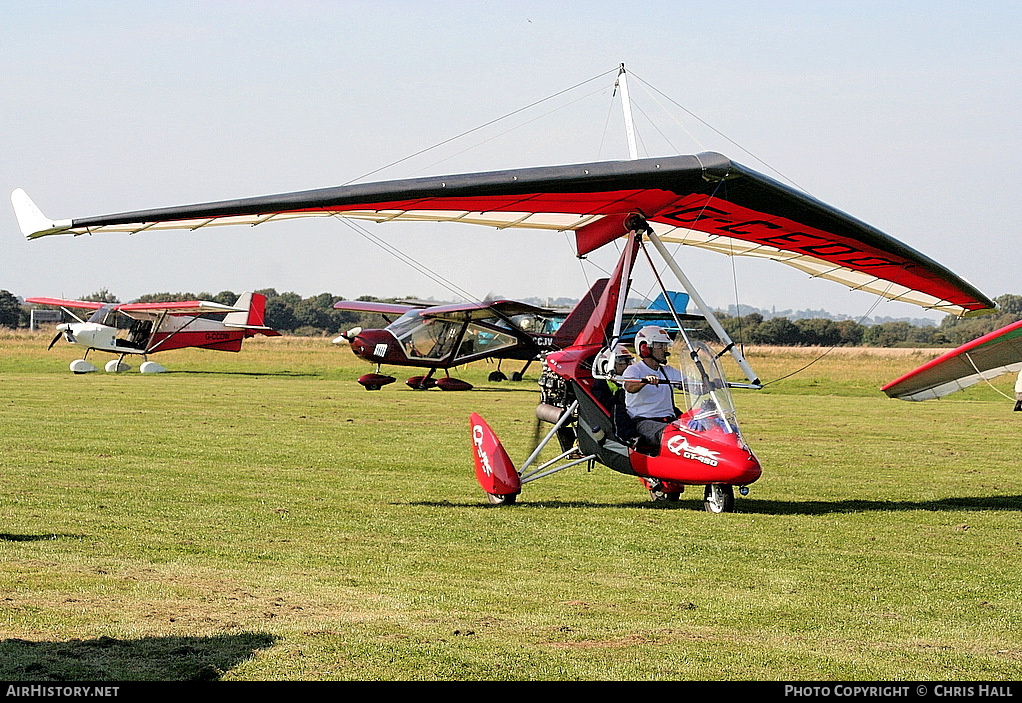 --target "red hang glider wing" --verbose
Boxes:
[882,320,1022,401]
[13,152,995,317]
